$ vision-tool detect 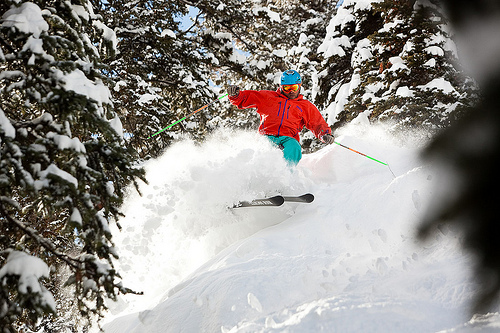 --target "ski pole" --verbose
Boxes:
[333,141,387,165]
[333,141,397,178]
[148,93,228,139]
